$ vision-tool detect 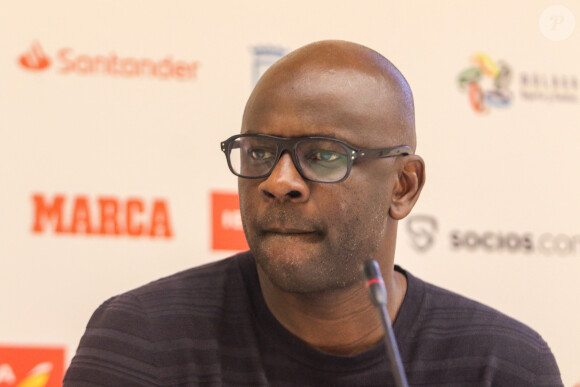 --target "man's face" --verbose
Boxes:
[239,66,406,294]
